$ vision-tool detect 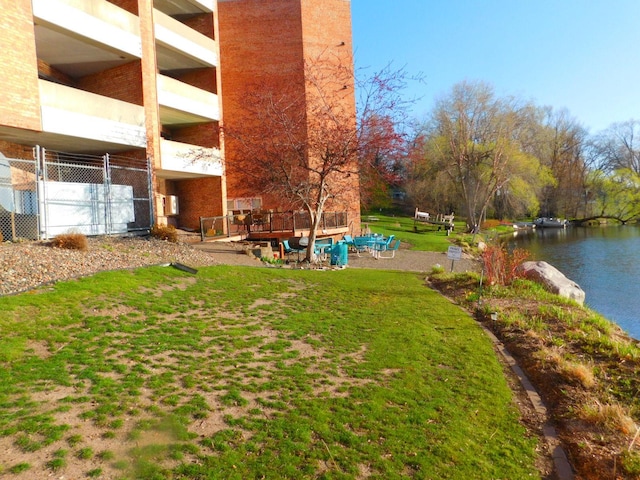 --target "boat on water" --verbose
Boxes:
[534,217,568,228]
